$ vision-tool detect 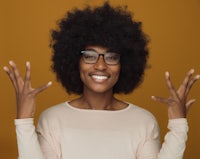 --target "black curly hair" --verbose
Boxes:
[50,1,149,94]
